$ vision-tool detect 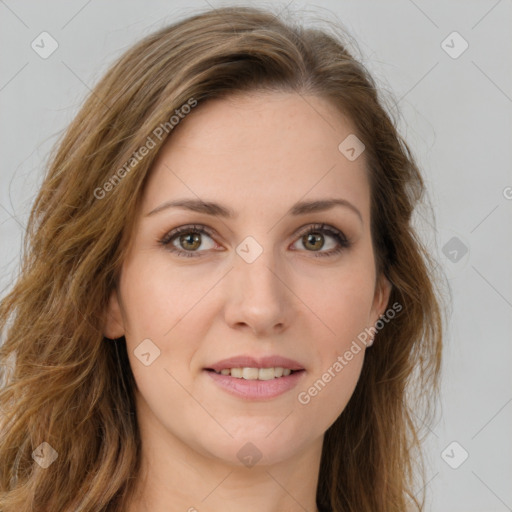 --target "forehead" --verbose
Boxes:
[143,91,370,221]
